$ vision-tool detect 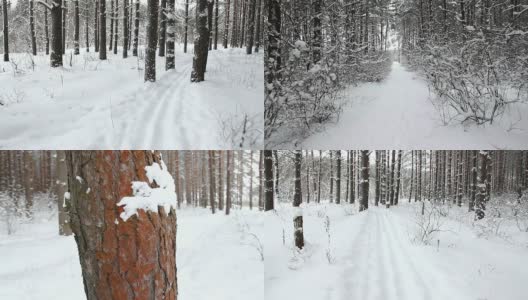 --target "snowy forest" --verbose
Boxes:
[265,150,528,300]
[0,150,264,300]
[264,0,528,148]
[0,0,264,149]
